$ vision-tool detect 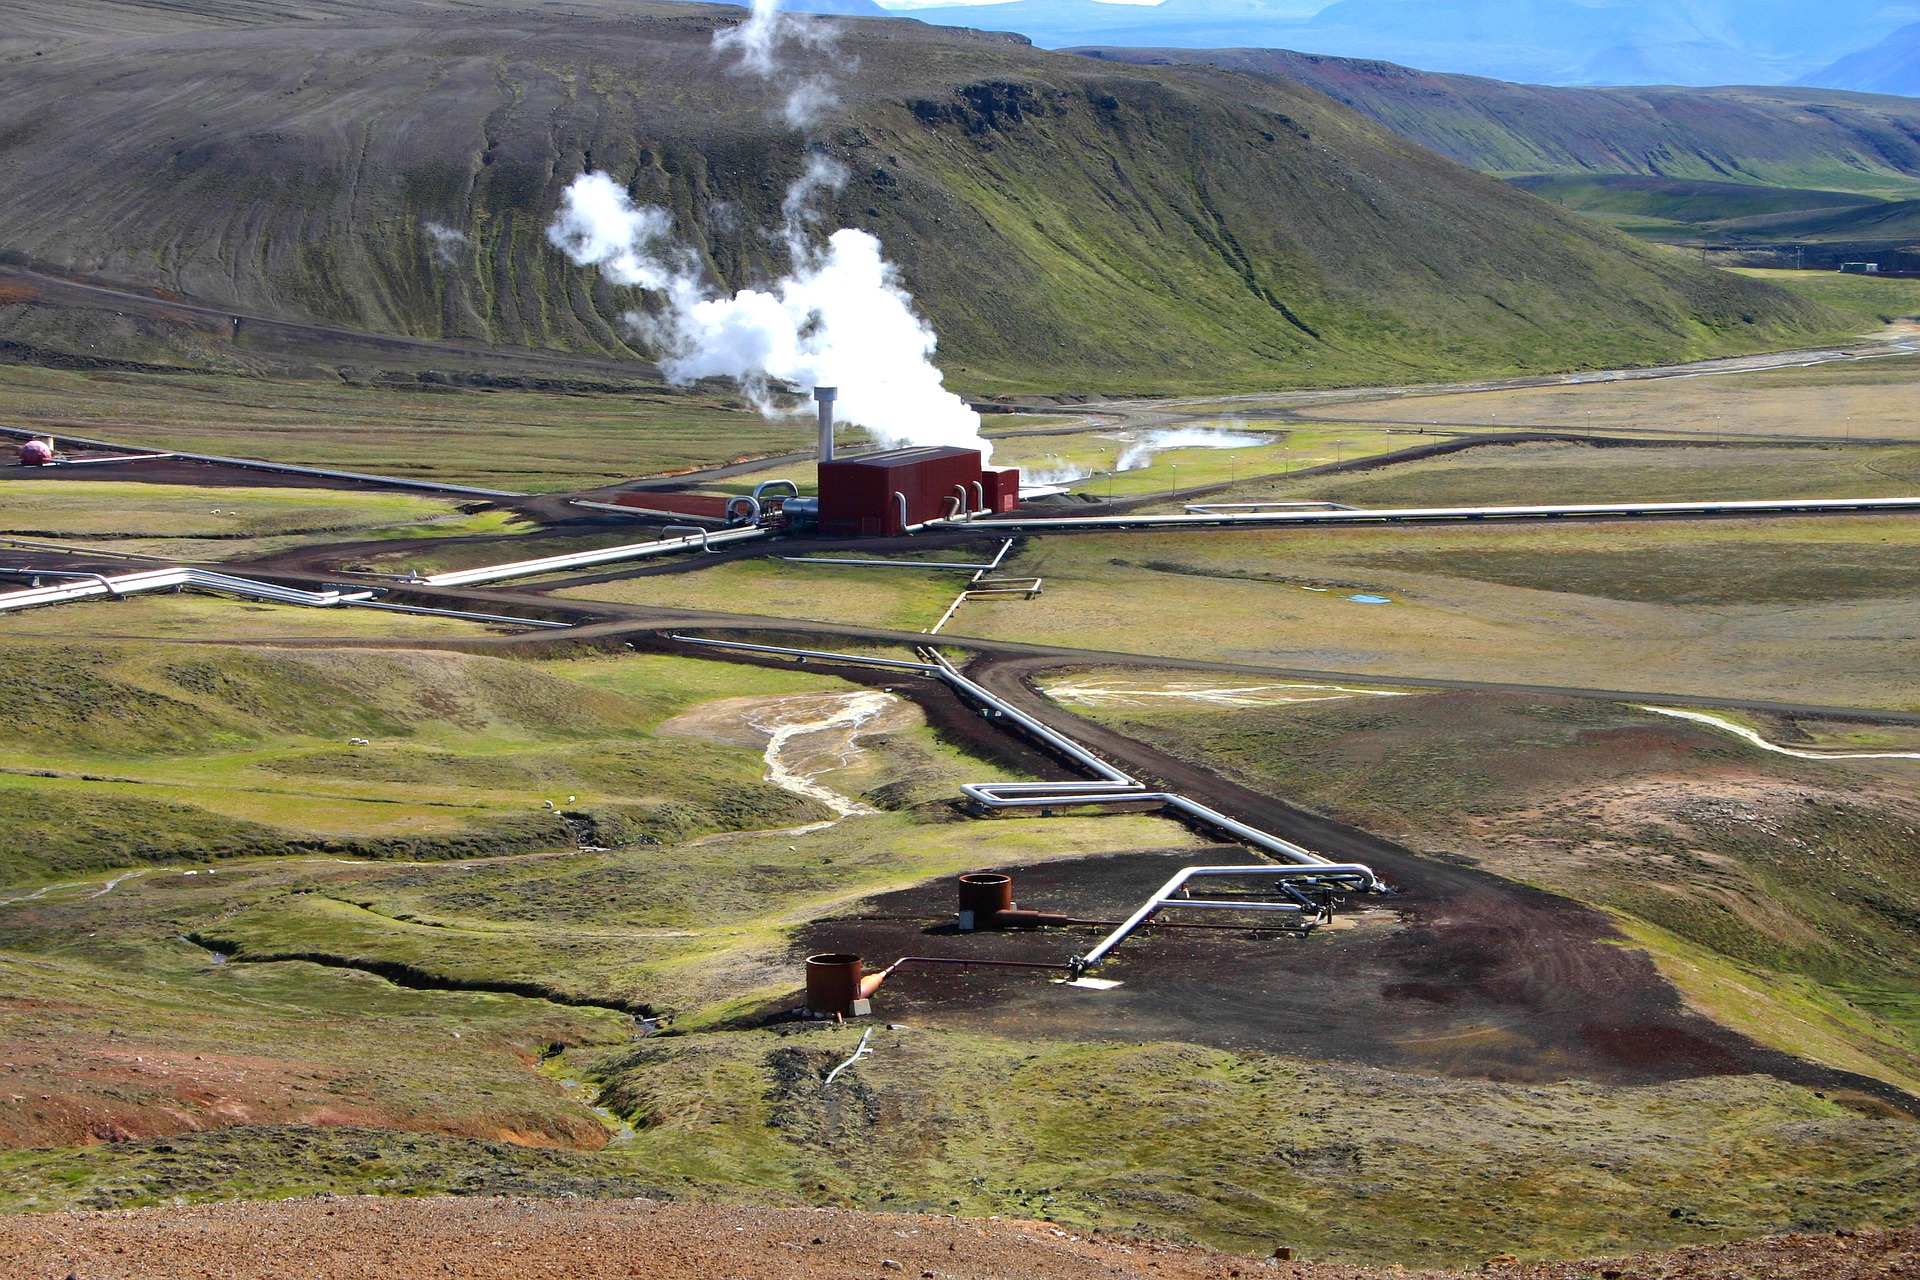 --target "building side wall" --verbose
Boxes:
[818,449,985,536]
